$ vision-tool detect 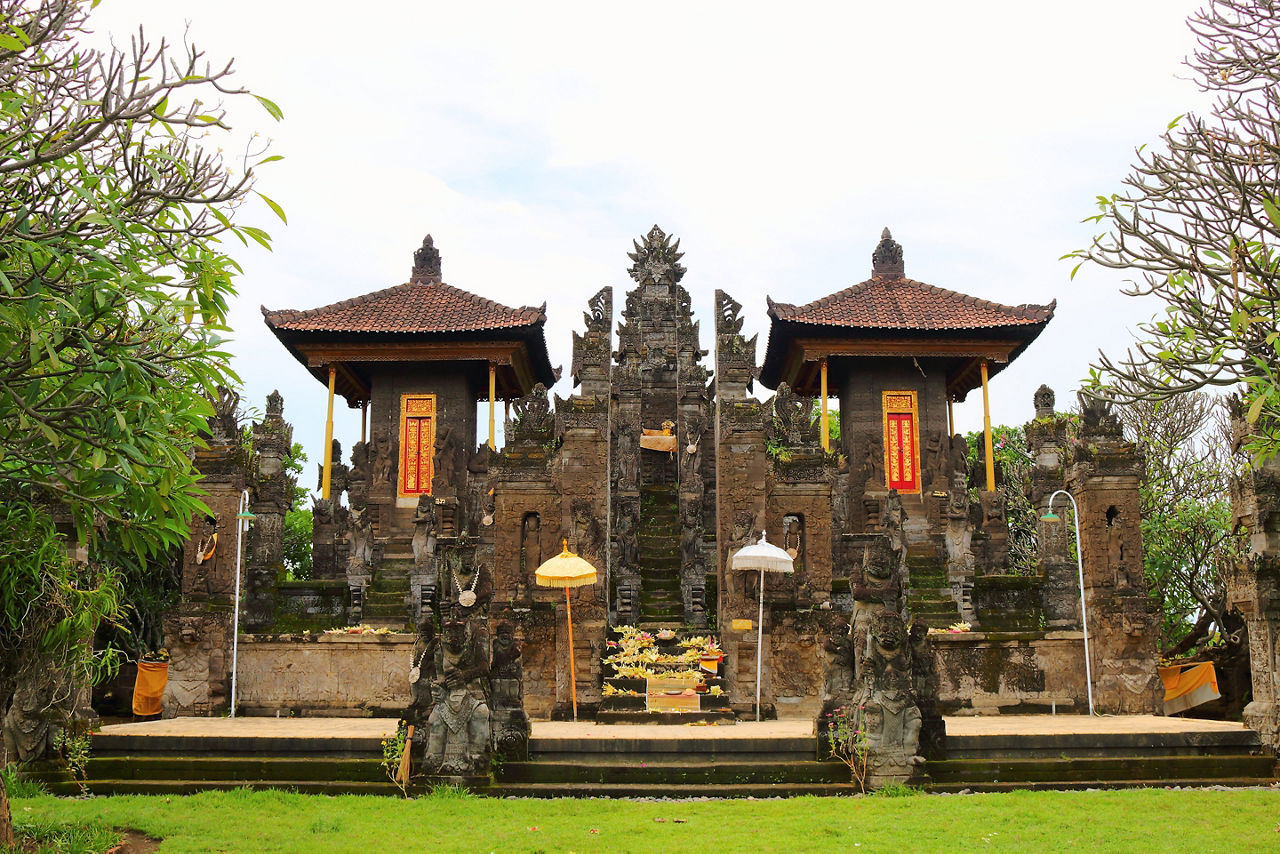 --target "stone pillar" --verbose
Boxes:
[244,390,294,631]
[714,289,770,717]
[1066,392,1161,714]
[162,387,248,717]
[1026,386,1078,629]
[1228,409,1280,750]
